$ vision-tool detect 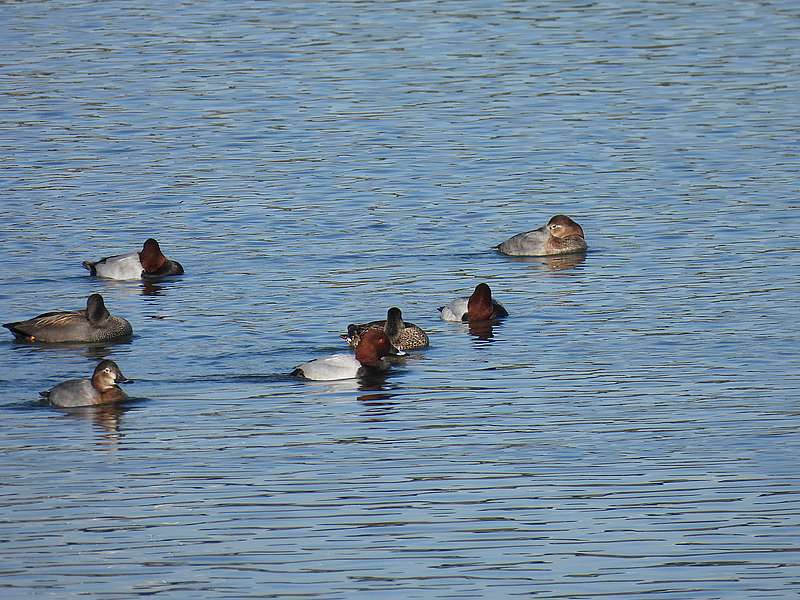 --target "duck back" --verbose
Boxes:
[4,309,132,343]
[45,379,99,407]
[84,252,143,280]
[497,227,549,256]
[293,354,362,381]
